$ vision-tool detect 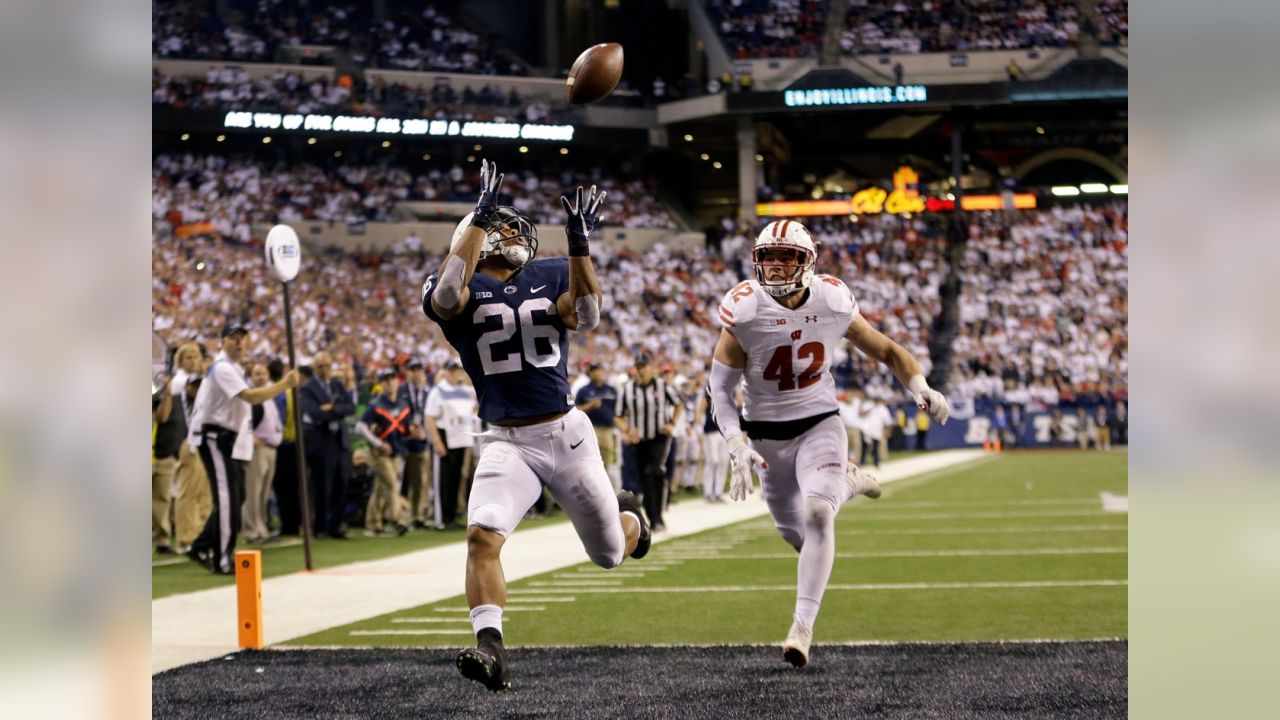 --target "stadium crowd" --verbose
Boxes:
[841,0,1127,56]
[153,0,525,75]
[152,153,677,228]
[153,67,564,124]
[706,0,828,59]
[152,189,1128,558]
